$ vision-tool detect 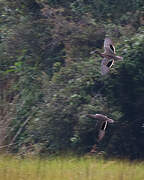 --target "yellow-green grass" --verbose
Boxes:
[0,155,143,180]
